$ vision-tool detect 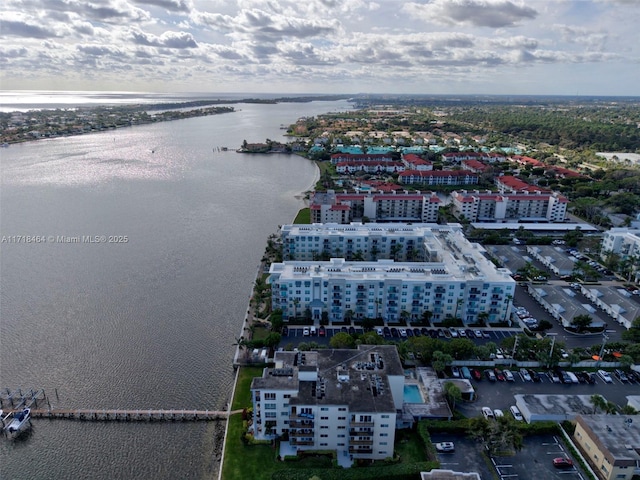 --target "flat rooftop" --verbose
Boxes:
[577,415,640,463]
[471,222,598,232]
[529,284,607,327]
[515,394,602,422]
